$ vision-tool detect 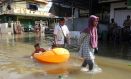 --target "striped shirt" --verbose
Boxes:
[79,33,95,60]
